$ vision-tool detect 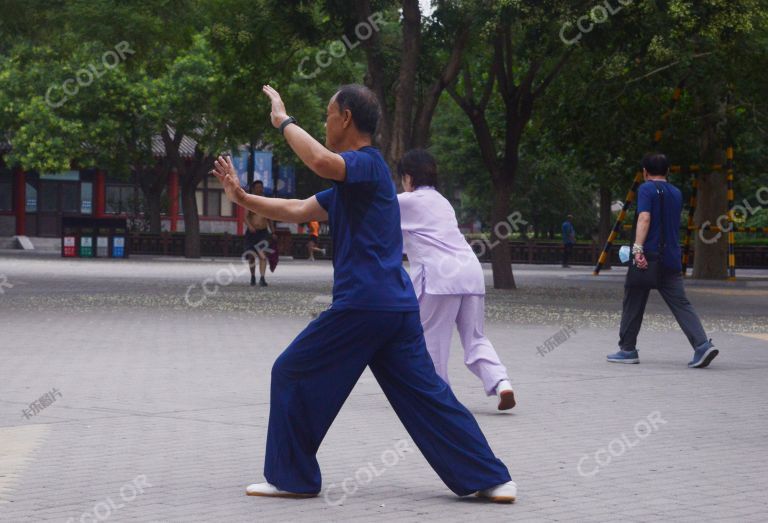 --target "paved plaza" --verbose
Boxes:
[1,253,767,522]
